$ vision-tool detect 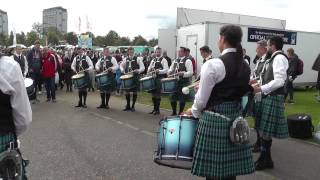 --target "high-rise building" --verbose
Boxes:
[43,6,67,34]
[0,9,8,35]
